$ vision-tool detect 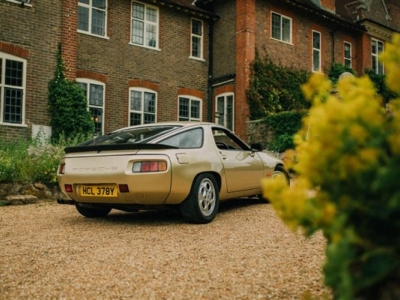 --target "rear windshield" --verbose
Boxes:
[82,125,181,146]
